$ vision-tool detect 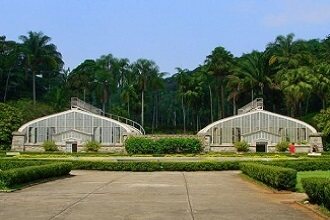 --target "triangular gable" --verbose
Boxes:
[242,129,281,137]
